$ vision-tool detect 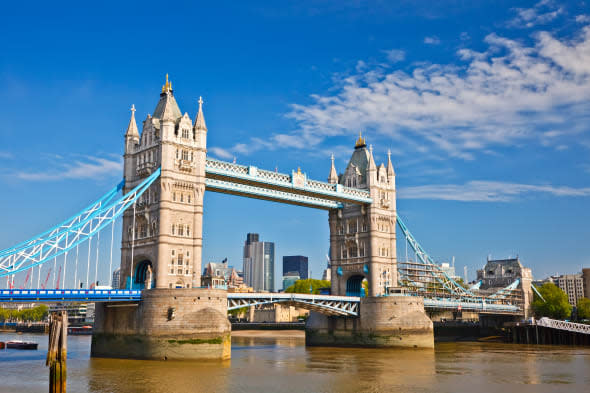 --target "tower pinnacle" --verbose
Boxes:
[161,73,173,94]
[355,131,366,149]
[125,104,139,139]
[328,153,338,184]
[194,96,207,131]
[387,149,395,176]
